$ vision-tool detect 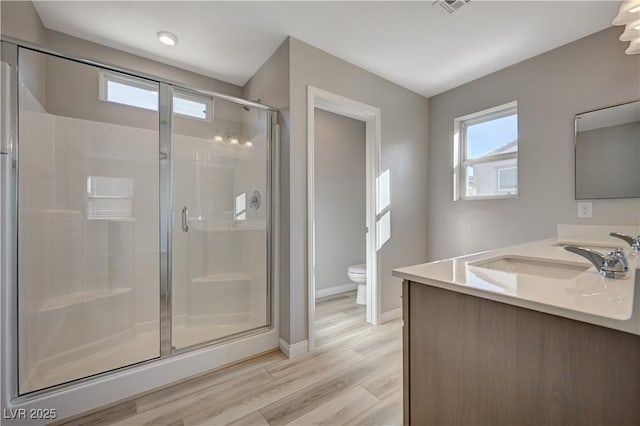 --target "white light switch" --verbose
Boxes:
[578,201,593,218]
